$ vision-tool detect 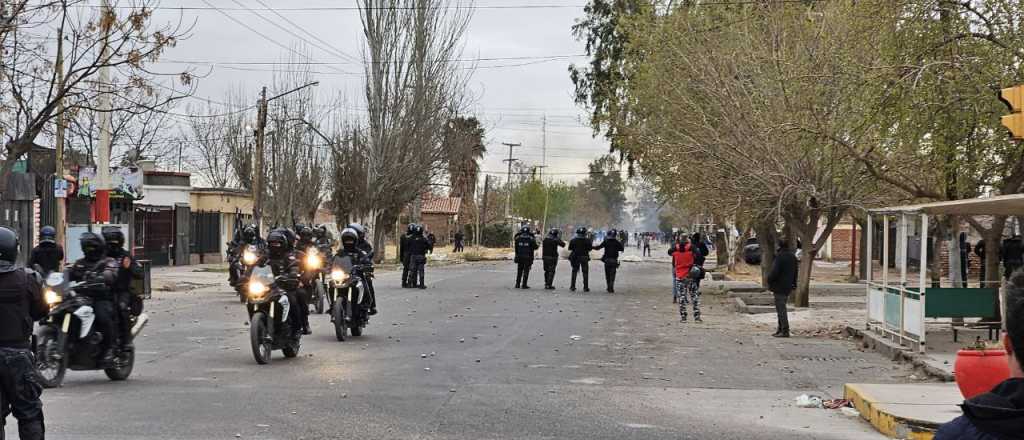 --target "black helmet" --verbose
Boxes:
[101,226,125,251]
[548,228,560,238]
[40,225,56,243]
[414,224,424,235]
[242,224,257,242]
[347,223,366,240]
[267,229,291,257]
[297,225,314,240]
[340,227,359,249]
[80,232,106,261]
[407,223,416,234]
[314,224,327,239]
[608,229,618,238]
[0,227,18,264]
[575,227,587,236]
[519,226,530,235]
